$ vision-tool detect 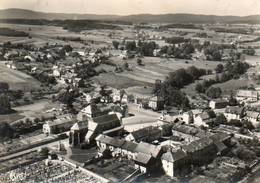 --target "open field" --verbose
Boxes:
[212,78,253,96]
[0,63,41,91]
[92,72,148,89]
[95,57,222,89]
